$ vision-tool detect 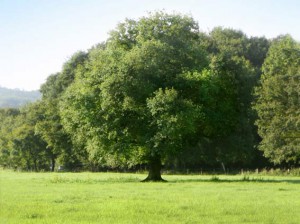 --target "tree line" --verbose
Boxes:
[0,12,299,180]
[0,87,40,108]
